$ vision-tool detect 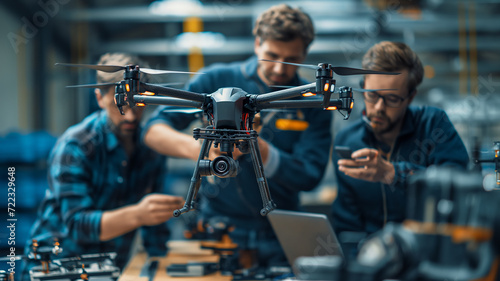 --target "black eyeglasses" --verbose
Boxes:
[363,91,407,108]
